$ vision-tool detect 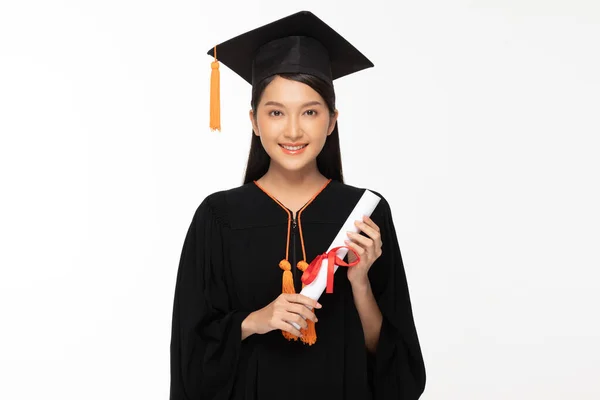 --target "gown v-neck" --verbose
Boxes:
[252,178,333,220]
